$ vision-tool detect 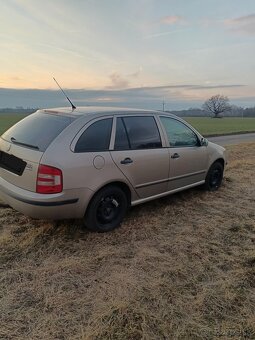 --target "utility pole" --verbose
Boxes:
[162,100,165,112]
